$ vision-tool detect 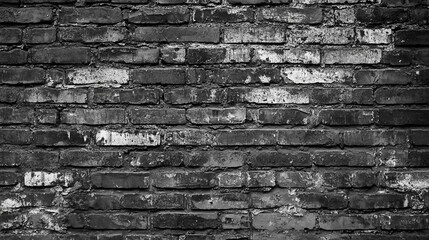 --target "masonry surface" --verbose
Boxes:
[0,0,429,239]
